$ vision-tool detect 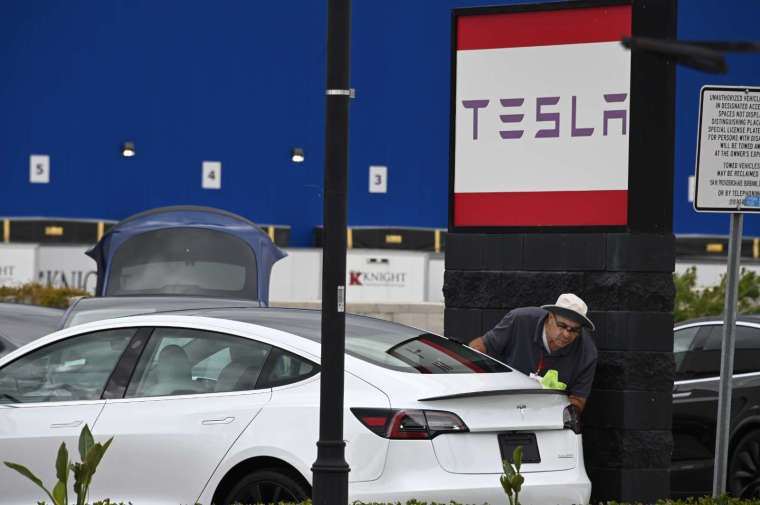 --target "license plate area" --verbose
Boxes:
[498,432,541,464]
